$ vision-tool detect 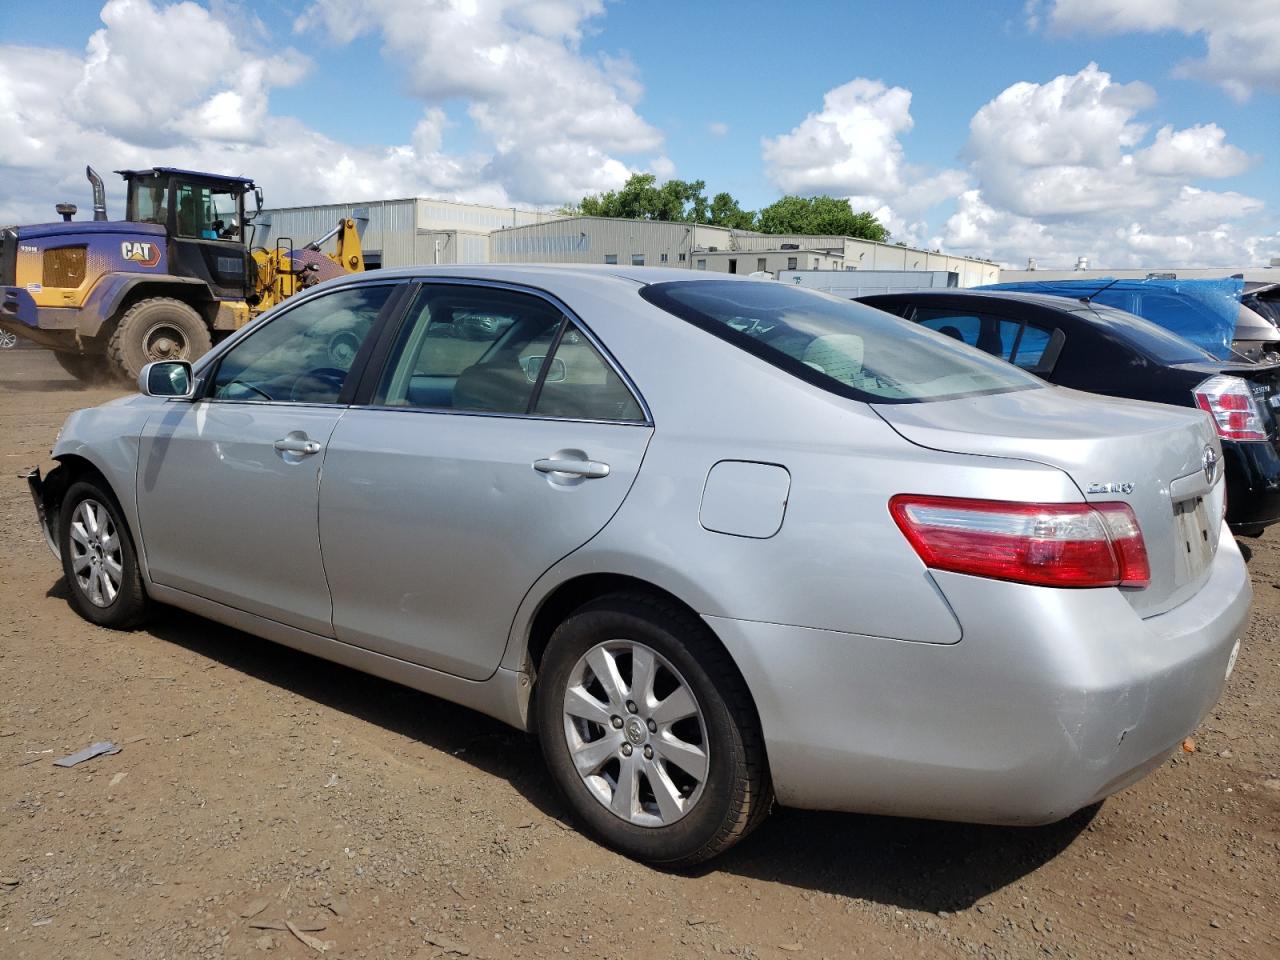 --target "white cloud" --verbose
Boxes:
[762,78,914,196]
[933,63,1273,267]
[761,63,1273,268]
[0,0,664,225]
[761,78,976,247]
[966,63,1163,217]
[70,0,309,146]
[1155,186,1264,229]
[298,0,662,203]
[1047,0,1280,100]
[708,121,729,137]
[1135,124,1255,179]
[931,190,1276,268]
